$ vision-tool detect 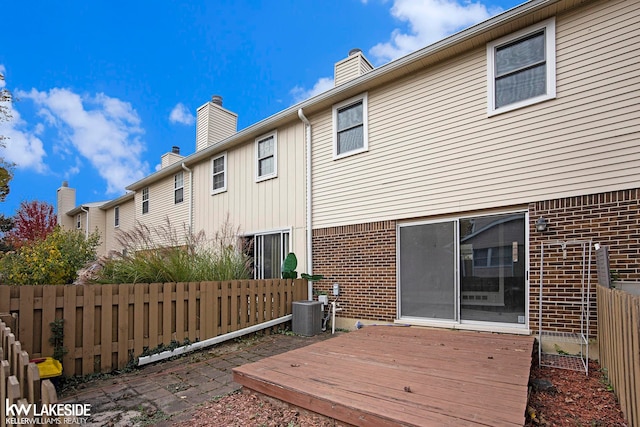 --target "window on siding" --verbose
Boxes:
[255,132,277,181]
[333,93,368,159]
[211,152,227,194]
[487,18,556,115]
[142,187,149,214]
[76,214,81,229]
[114,206,120,227]
[174,171,184,204]
[244,230,290,279]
